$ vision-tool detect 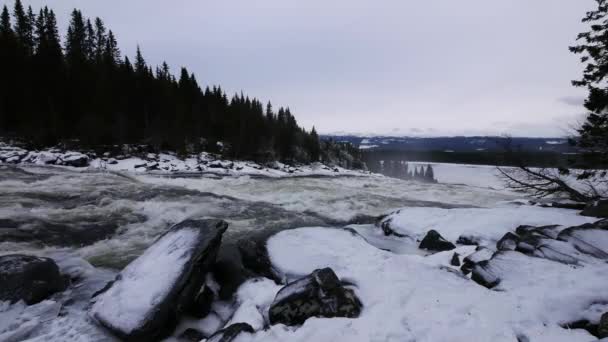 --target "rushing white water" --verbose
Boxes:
[0,163,518,269]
